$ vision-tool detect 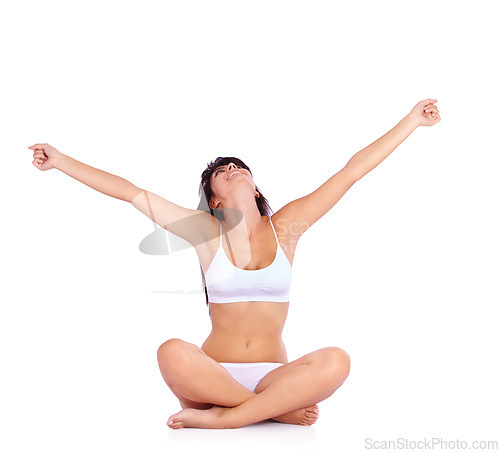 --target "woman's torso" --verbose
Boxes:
[194,213,297,363]
[202,301,290,363]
